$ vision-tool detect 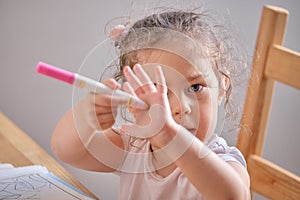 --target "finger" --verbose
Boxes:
[123,82,136,96]
[133,64,157,93]
[98,122,115,130]
[93,93,127,107]
[94,105,118,115]
[96,111,116,130]
[97,112,115,124]
[98,120,115,130]
[123,82,140,109]
[93,94,116,106]
[102,78,121,90]
[155,65,167,94]
[123,66,145,94]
